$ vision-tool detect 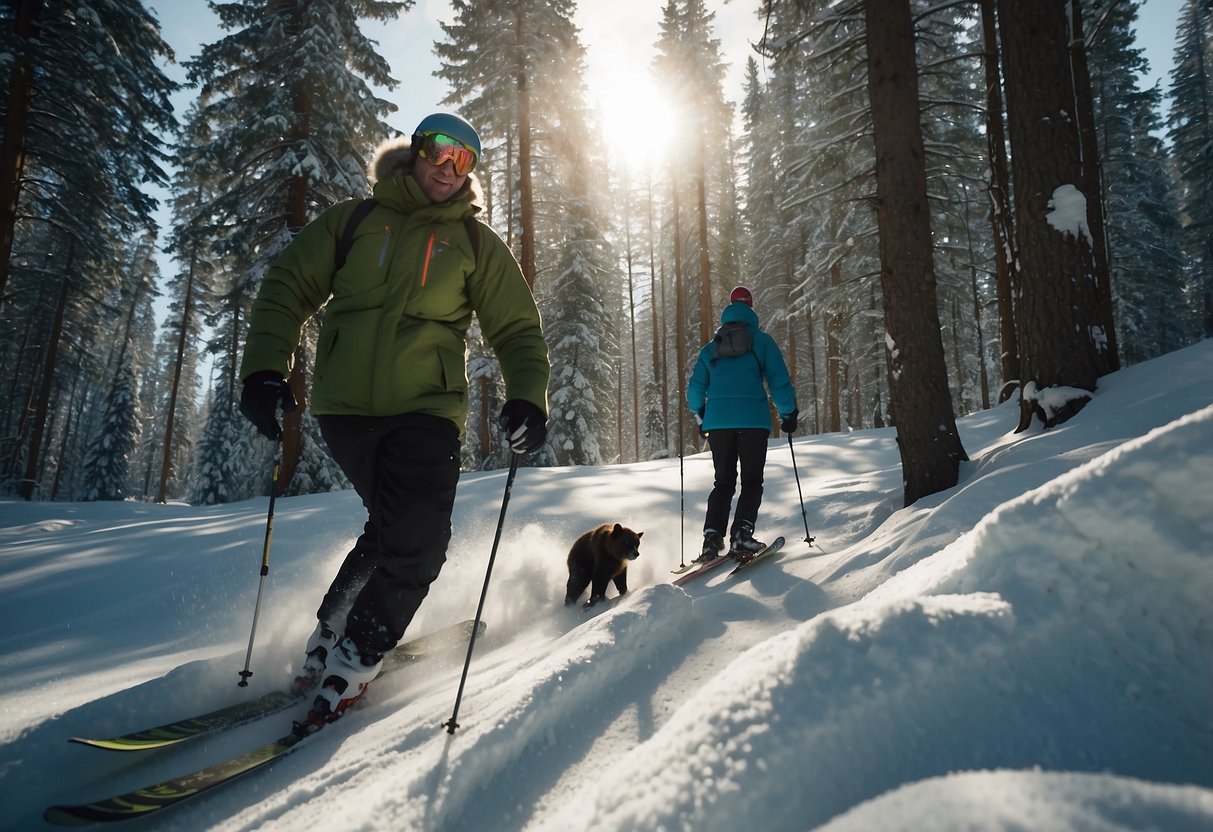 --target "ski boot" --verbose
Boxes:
[697,529,724,563]
[728,521,766,563]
